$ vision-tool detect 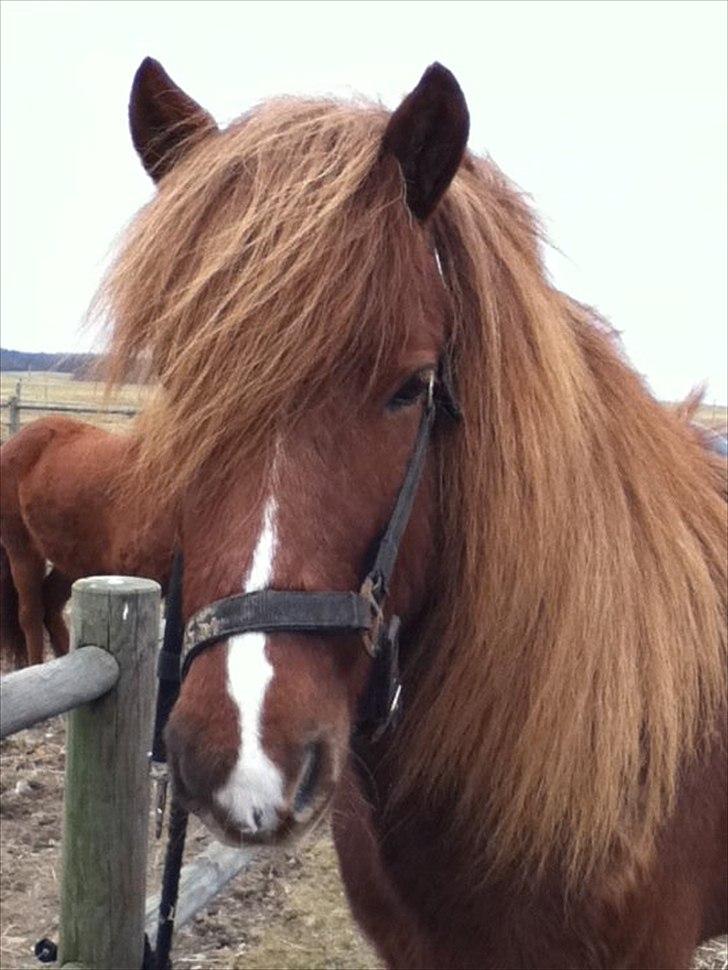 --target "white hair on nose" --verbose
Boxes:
[214,497,285,833]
